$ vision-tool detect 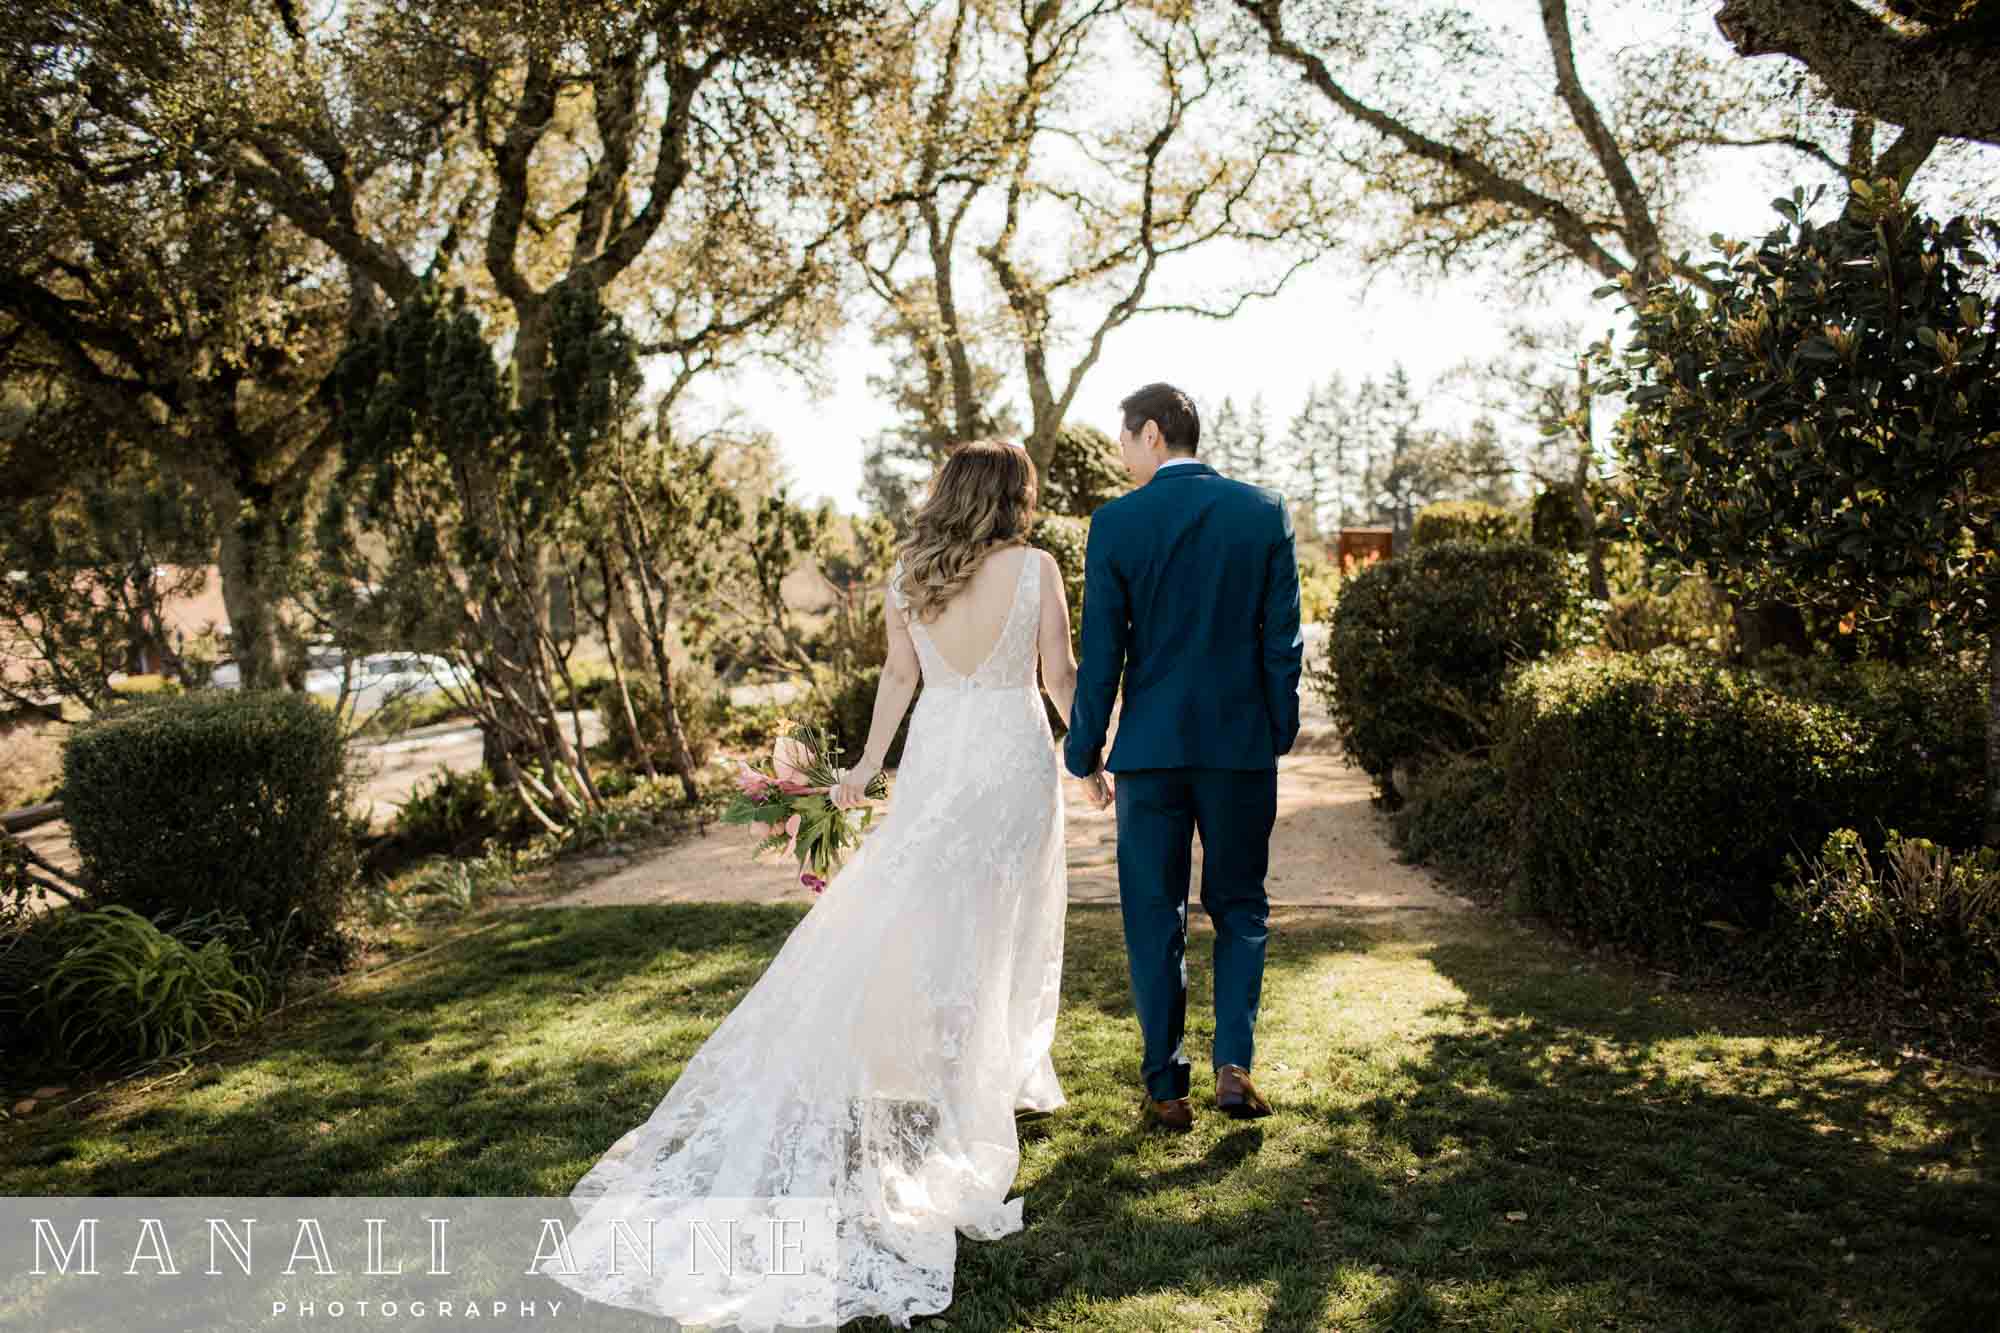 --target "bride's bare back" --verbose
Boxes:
[912,544,1036,678]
